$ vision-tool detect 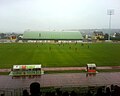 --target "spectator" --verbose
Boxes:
[104,87,111,96]
[30,82,41,96]
[51,91,55,96]
[45,92,51,96]
[56,88,62,96]
[1,94,4,96]
[95,87,104,96]
[110,84,114,92]
[62,91,69,96]
[86,90,93,96]
[23,89,29,96]
[111,85,120,96]
[70,91,77,96]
